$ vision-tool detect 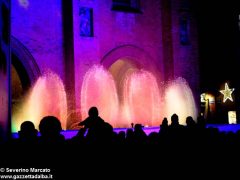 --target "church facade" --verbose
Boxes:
[10,0,200,129]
